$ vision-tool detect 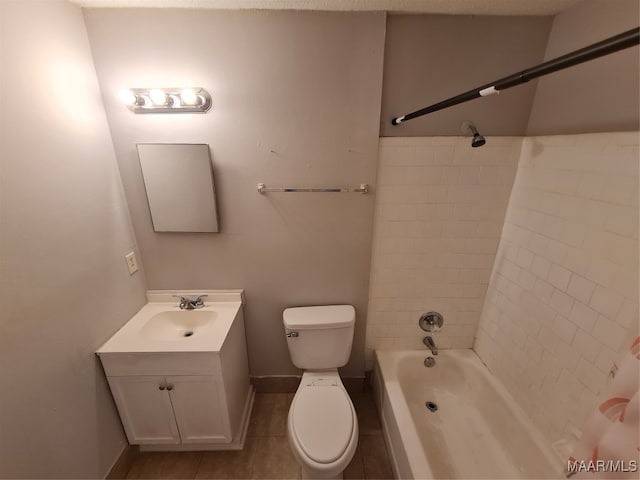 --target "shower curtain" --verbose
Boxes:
[568,335,639,479]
